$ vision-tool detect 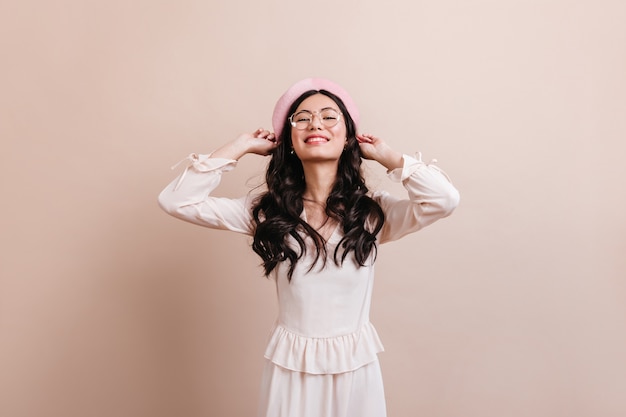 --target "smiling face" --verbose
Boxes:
[290,93,347,164]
